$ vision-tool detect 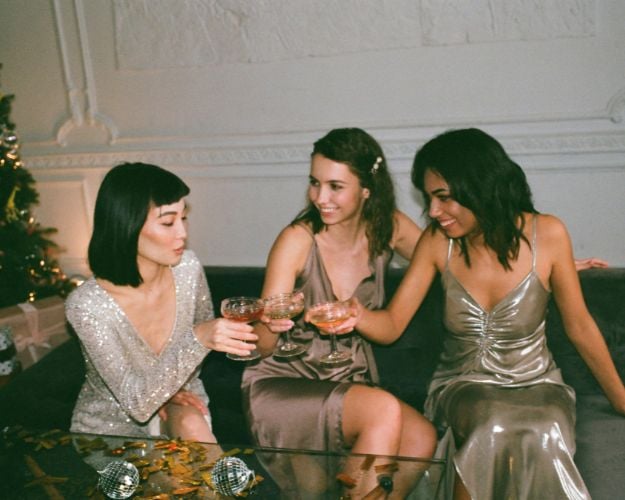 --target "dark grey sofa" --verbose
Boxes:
[1,266,624,499]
